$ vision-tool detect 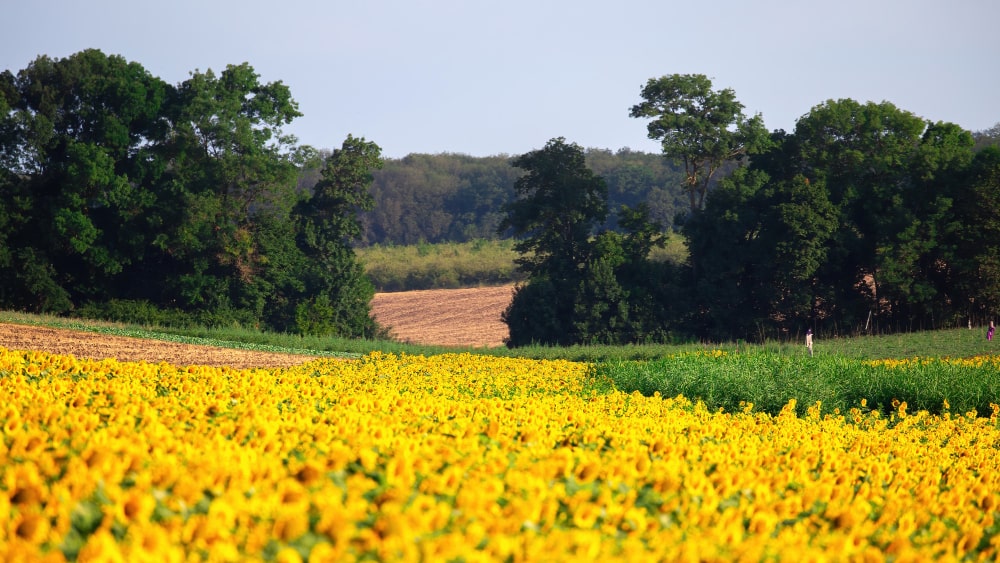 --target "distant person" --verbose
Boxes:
[805,328,814,356]
[989,321,995,341]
